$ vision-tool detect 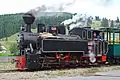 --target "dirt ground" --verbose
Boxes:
[0,62,120,80]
